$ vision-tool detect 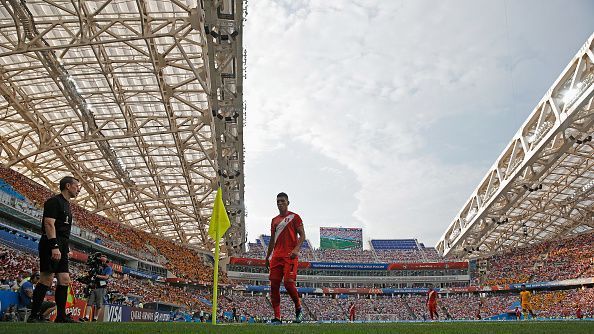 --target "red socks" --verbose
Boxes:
[284,280,301,309]
[270,280,281,319]
[271,279,302,319]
